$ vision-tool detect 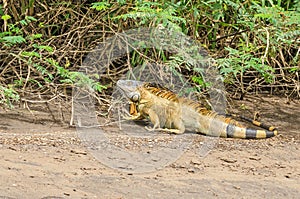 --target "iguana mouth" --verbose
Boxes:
[129,102,138,116]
